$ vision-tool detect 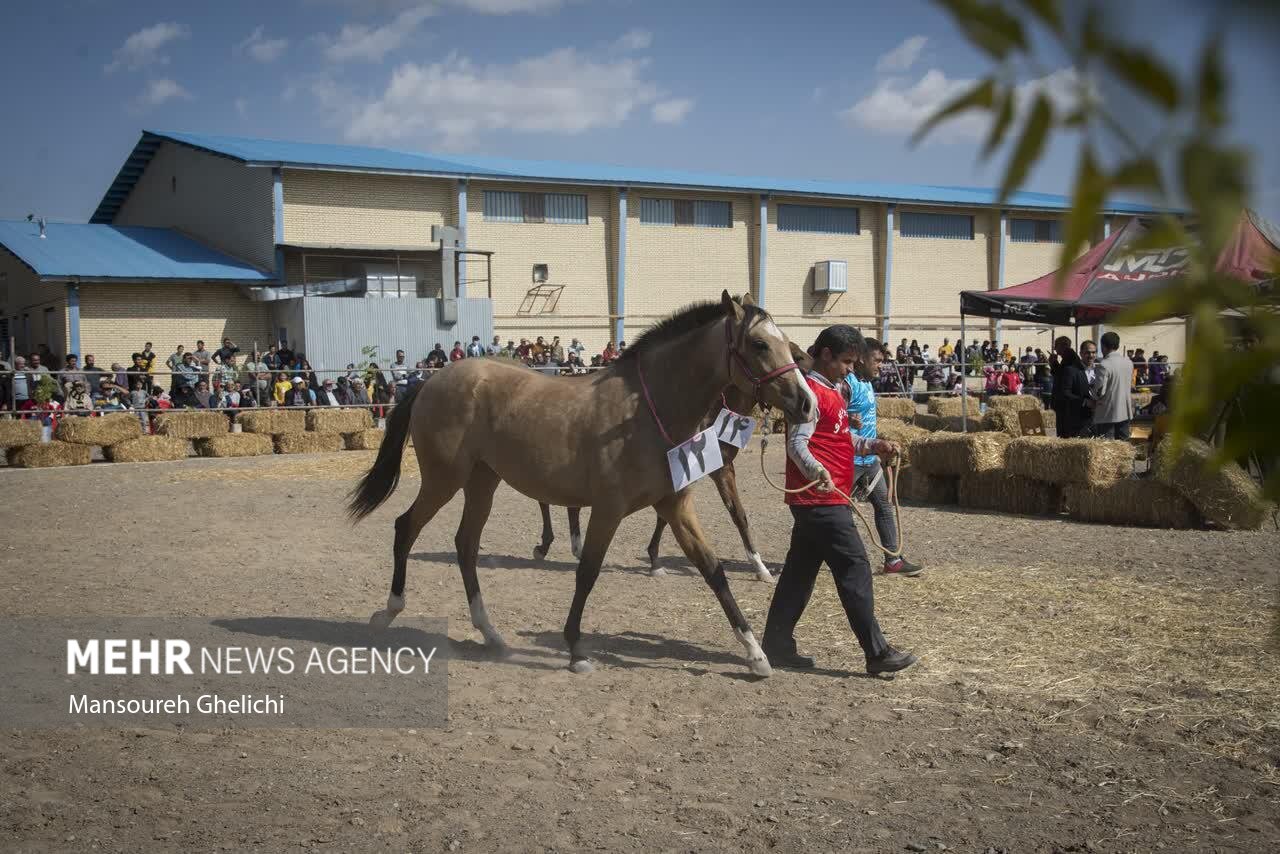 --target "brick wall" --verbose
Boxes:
[282,169,450,249]
[78,283,273,369]
[115,142,275,271]
[468,181,613,350]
